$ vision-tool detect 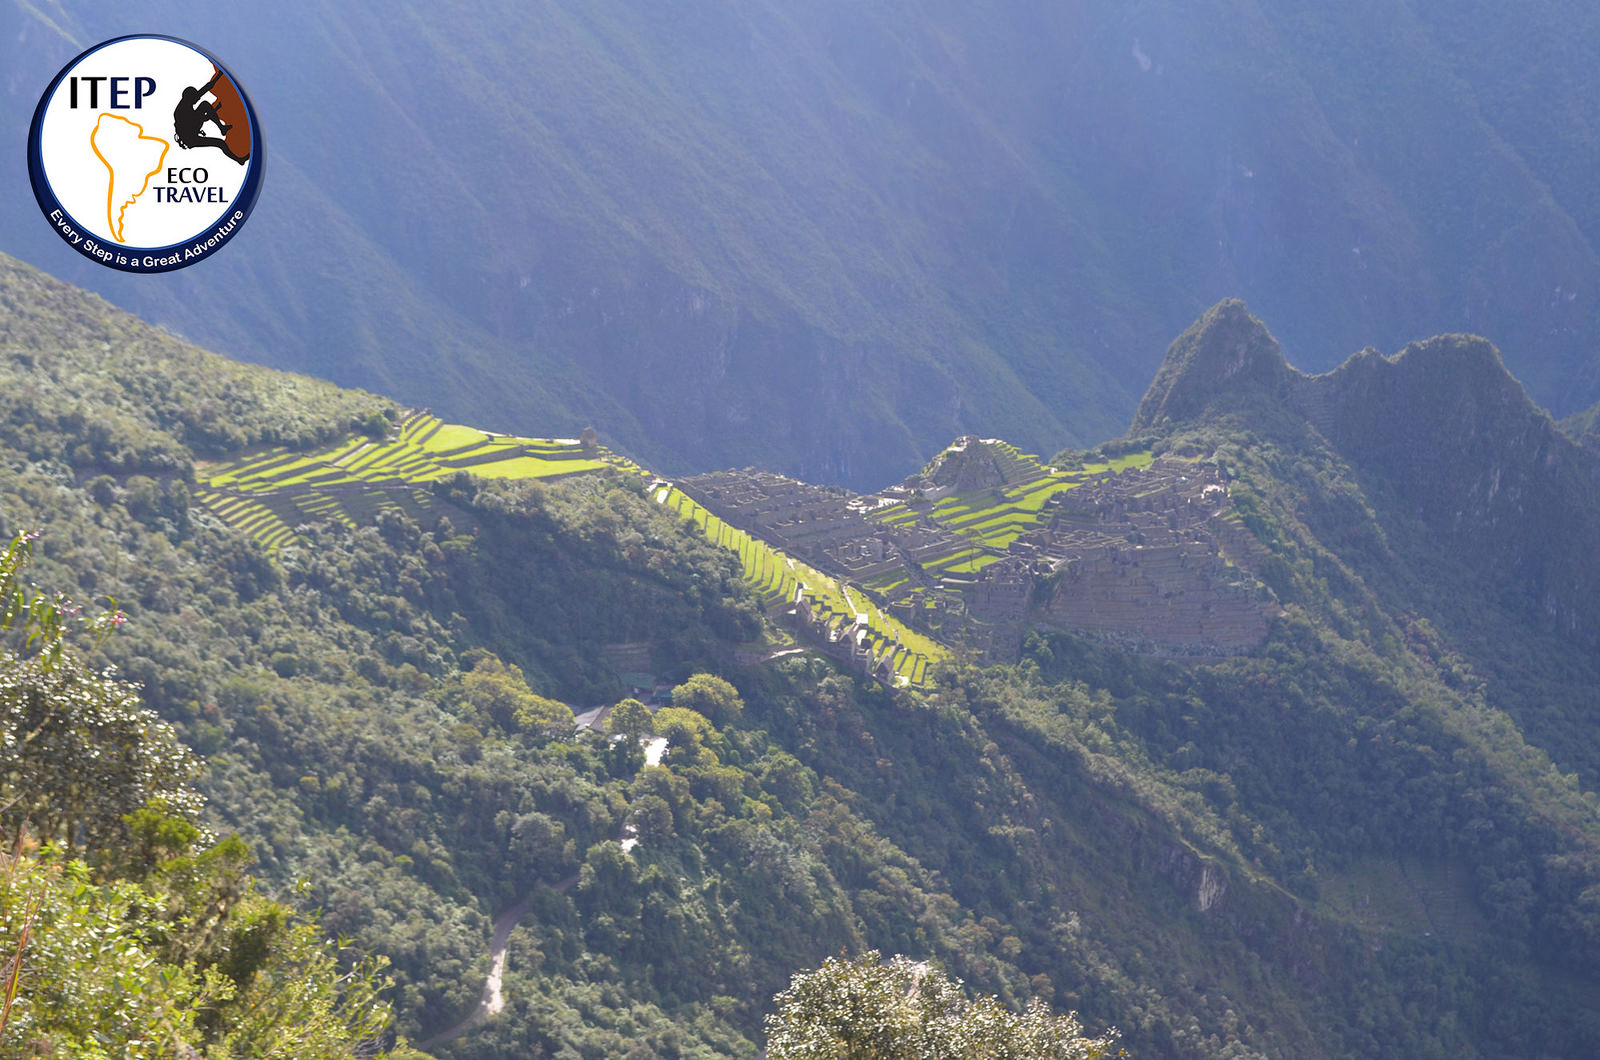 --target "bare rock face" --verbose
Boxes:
[1133,300,1291,432]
